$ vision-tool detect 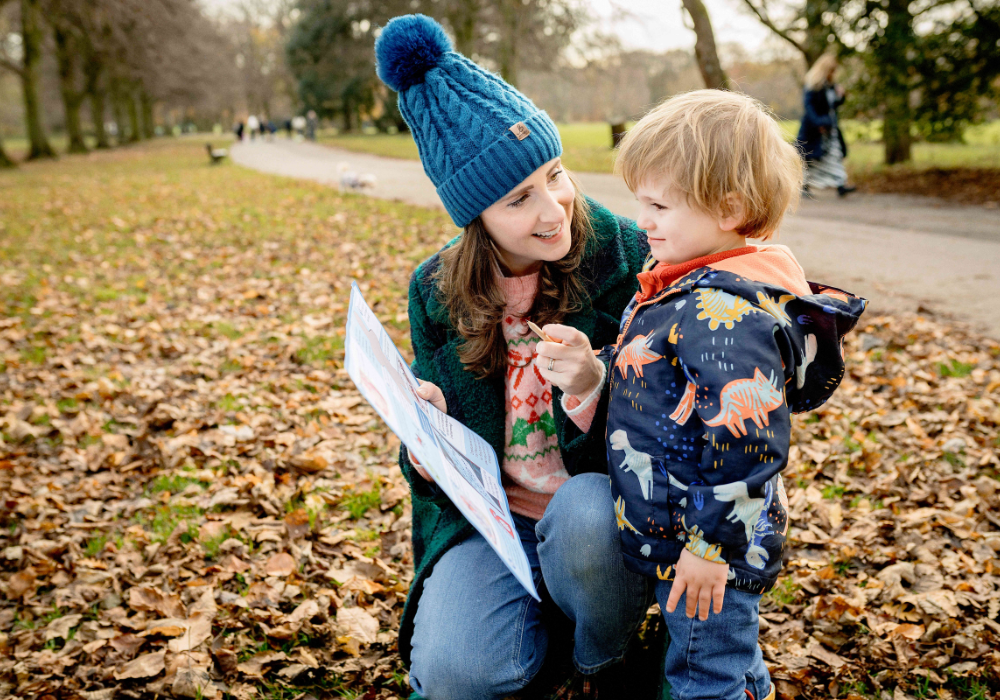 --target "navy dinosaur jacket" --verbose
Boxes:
[605,245,866,594]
